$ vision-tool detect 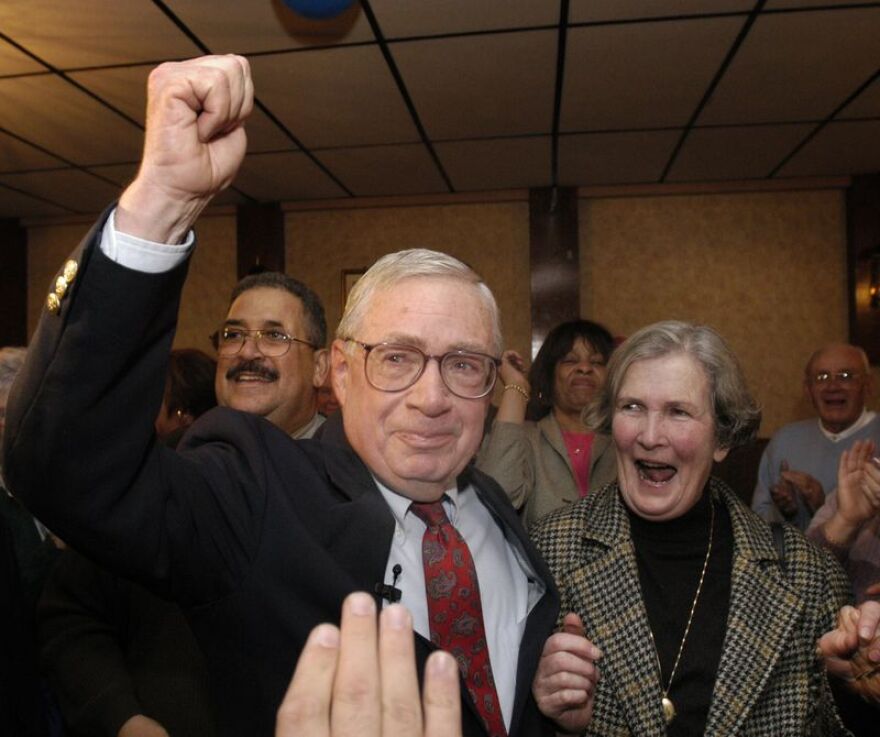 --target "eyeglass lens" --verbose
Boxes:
[813,370,859,384]
[365,344,495,398]
[218,328,291,357]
